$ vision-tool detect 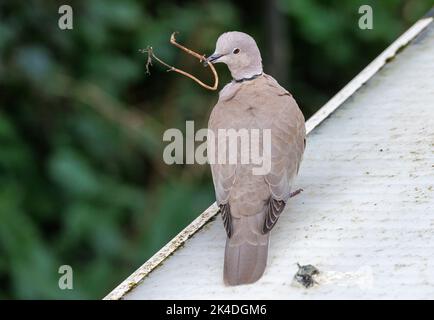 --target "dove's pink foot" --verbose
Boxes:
[289,188,303,198]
